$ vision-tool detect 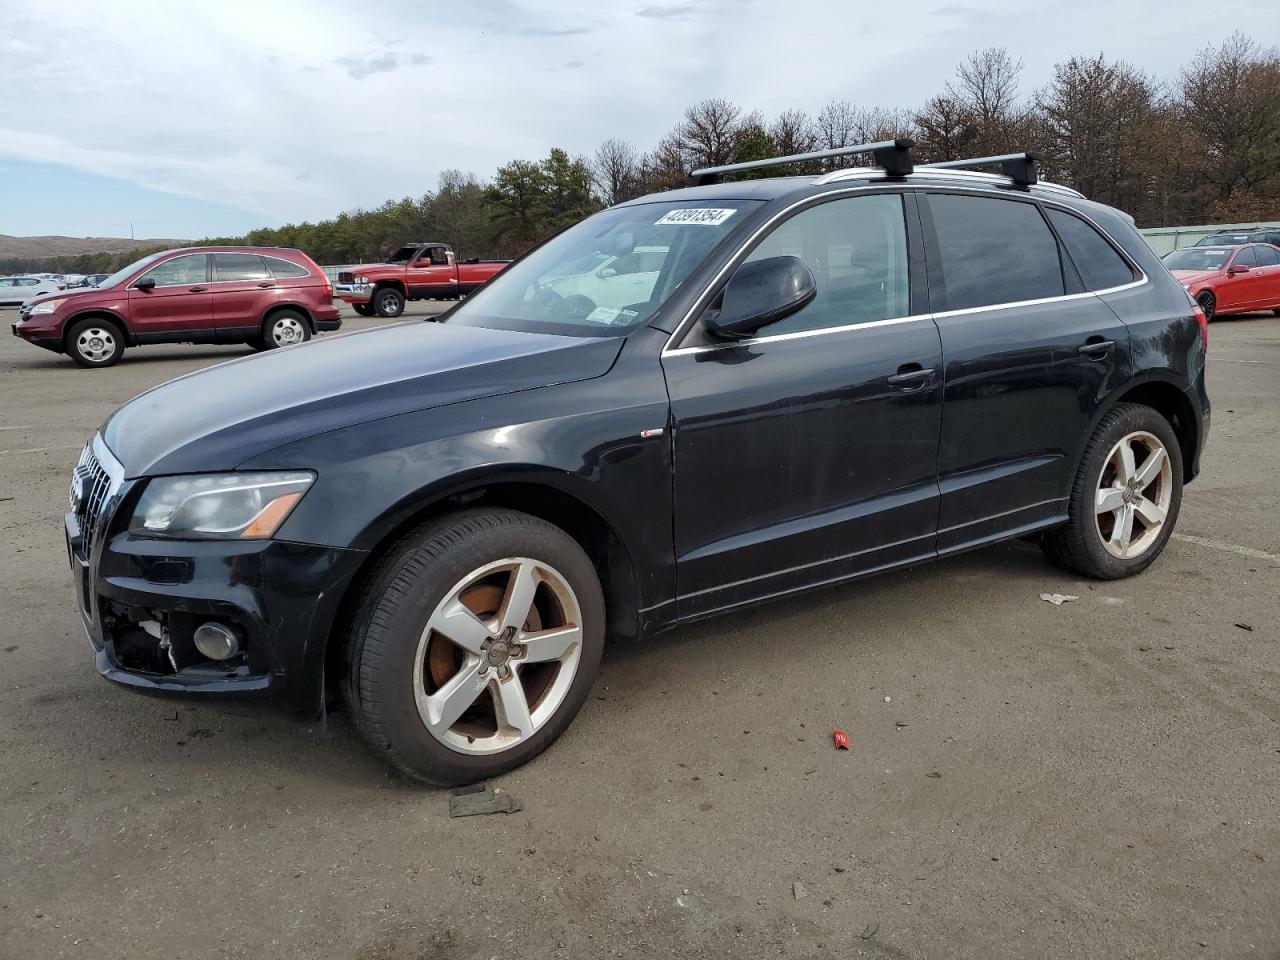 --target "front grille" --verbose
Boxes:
[72,444,114,554]
[337,271,354,284]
